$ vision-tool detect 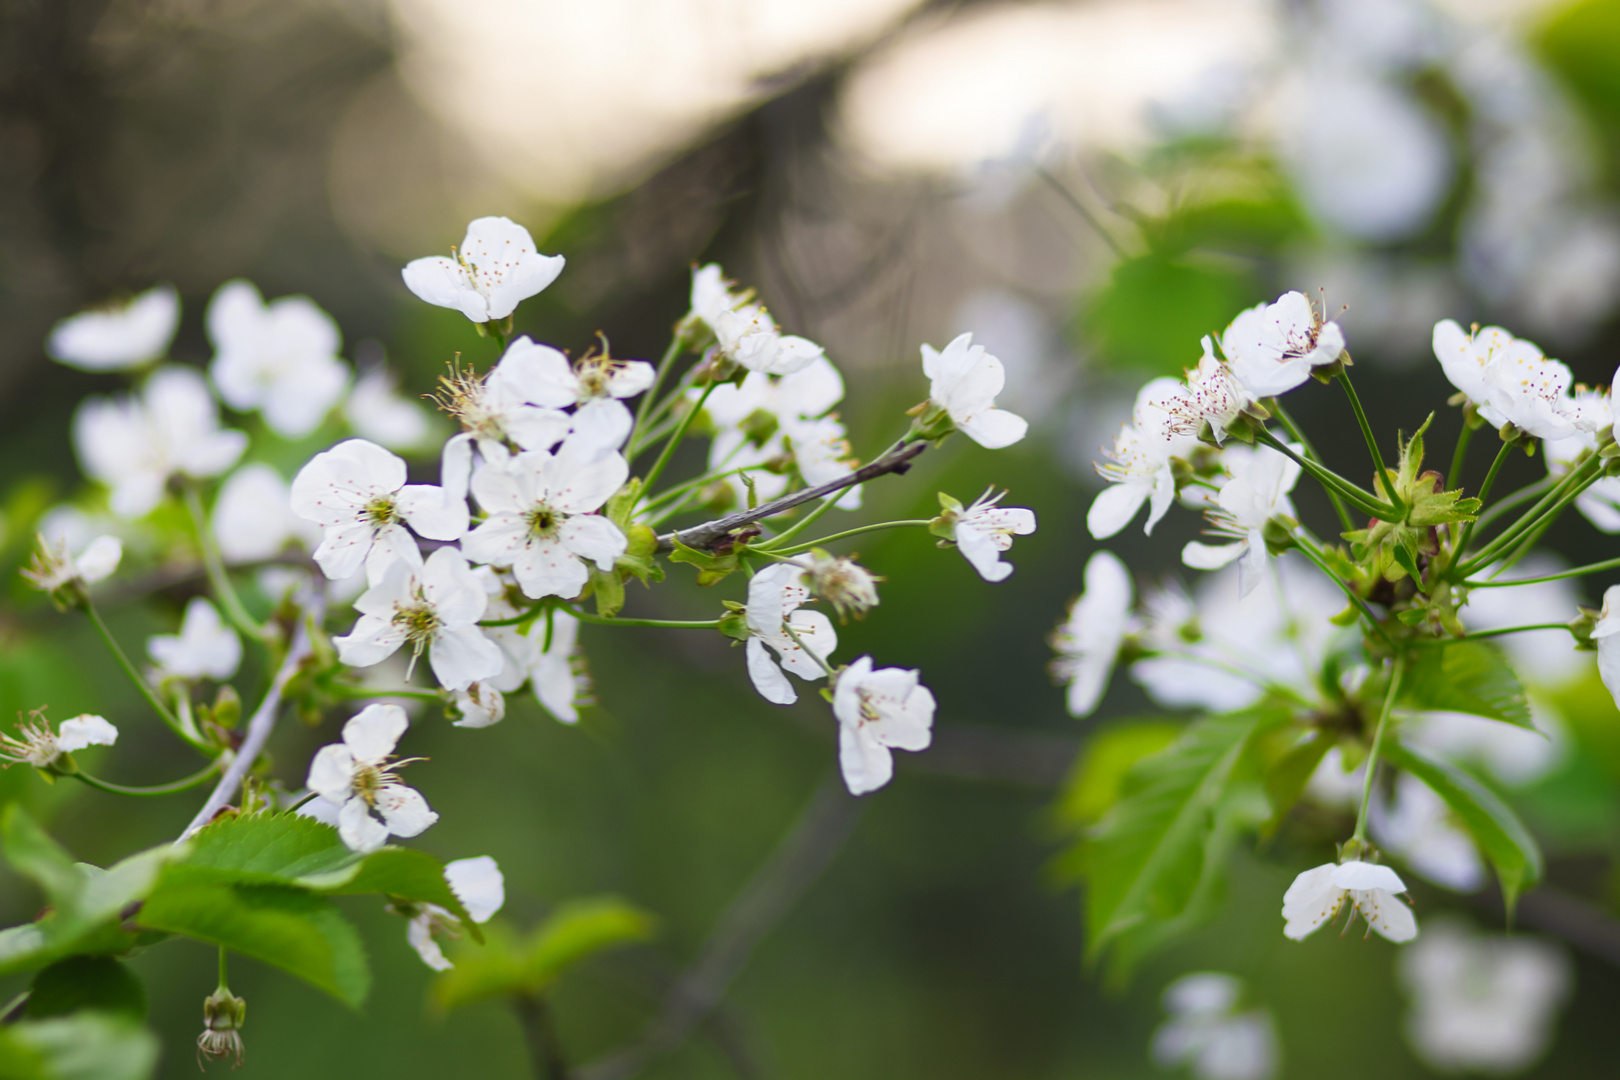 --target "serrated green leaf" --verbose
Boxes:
[1385,740,1543,914]
[1077,711,1274,966]
[180,812,361,880]
[25,957,145,1021]
[0,1012,159,1080]
[1054,720,1181,828]
[296,848,478,940]
[1401,642,1533,728]
[137,866,370,1007]
[432,896,656,1014]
